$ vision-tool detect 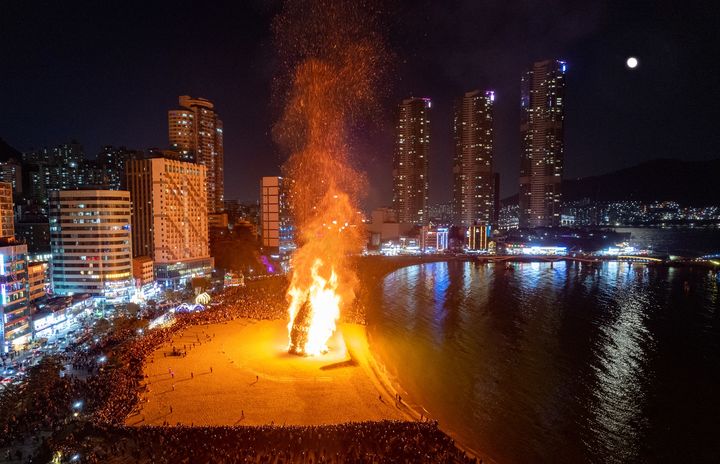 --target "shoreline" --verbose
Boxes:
[354,256,498,463]
[356,325,496,464]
